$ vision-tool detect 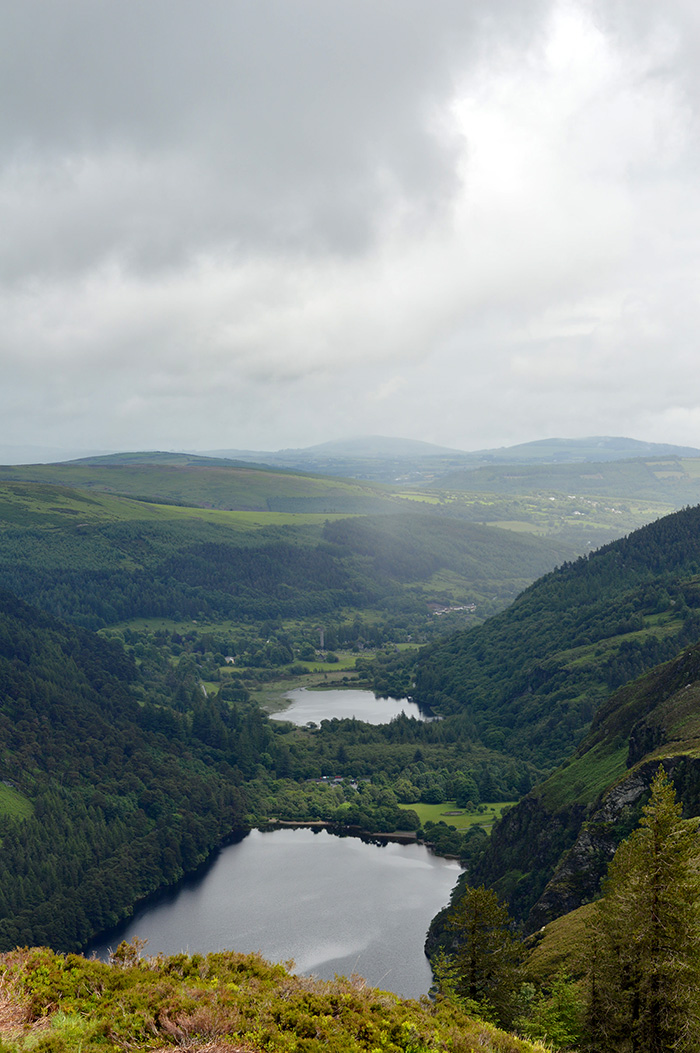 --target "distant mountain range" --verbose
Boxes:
[4,433,694,471]
[462,435,700,464]
[206,434,700,464]
[200,435,700,482]
[205,436,466,460]
[4,435,700,484]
